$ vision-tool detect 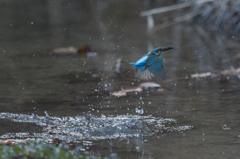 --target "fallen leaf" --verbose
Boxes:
[221,66,240,76]
[153,88,167,94]
[112,90,127,97]
[191,72,212,78]
[77,44,91,55]
[124,87,143,92]
[52,46,77,54]
[112,82,161,97]
[51,44,92,56]
[0,139,33,144]
[139,82,160,90]
[0,140,13,144]
[222,124,231,130]
[156,88,164,91]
